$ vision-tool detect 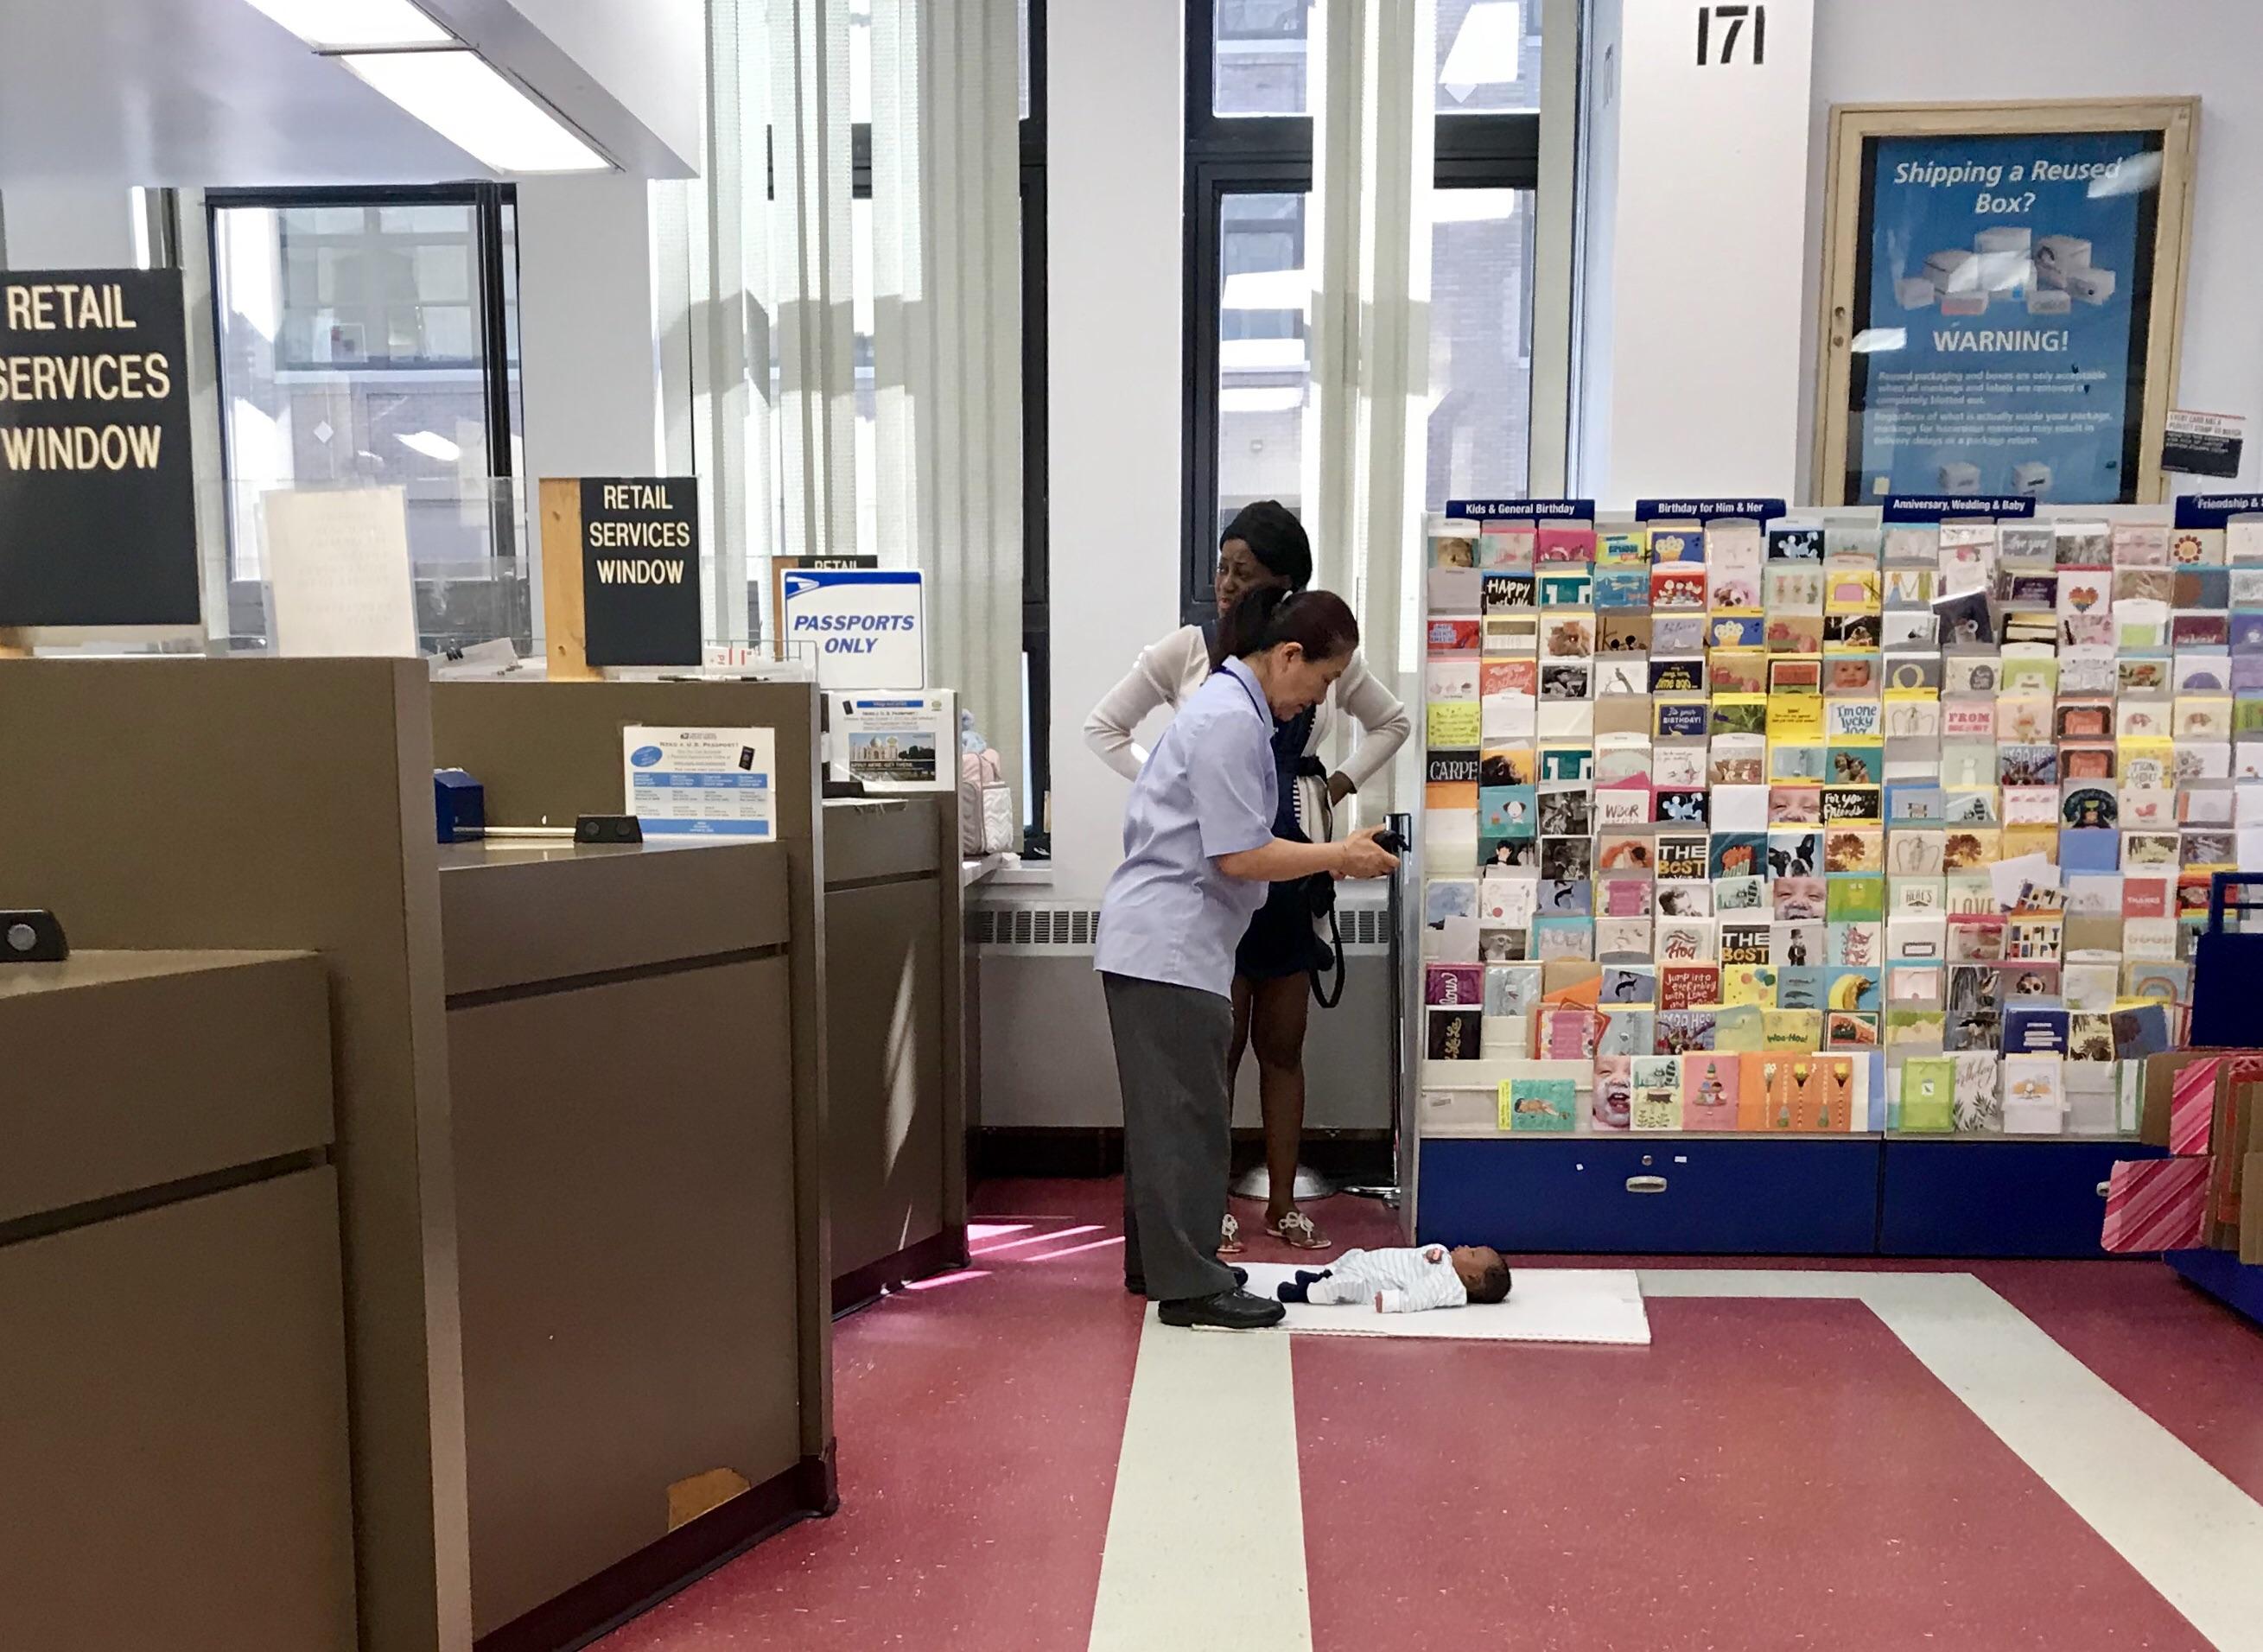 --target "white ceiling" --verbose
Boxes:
[0,0,492,185]
[0,0,699,187]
